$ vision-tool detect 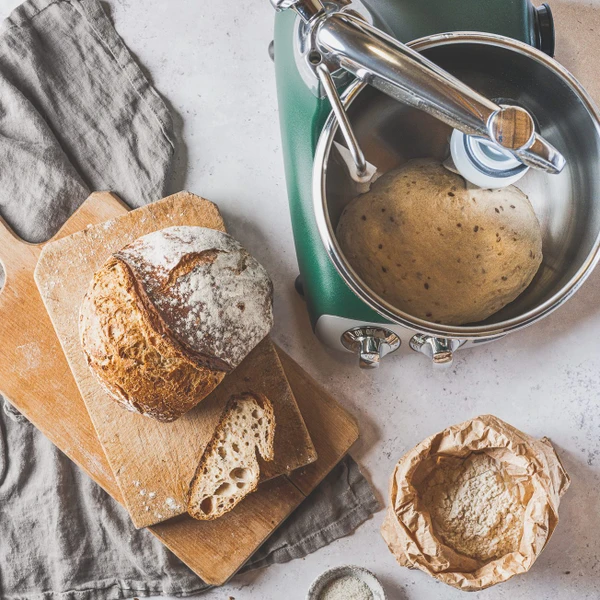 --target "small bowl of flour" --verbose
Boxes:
[307,566,386,600]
